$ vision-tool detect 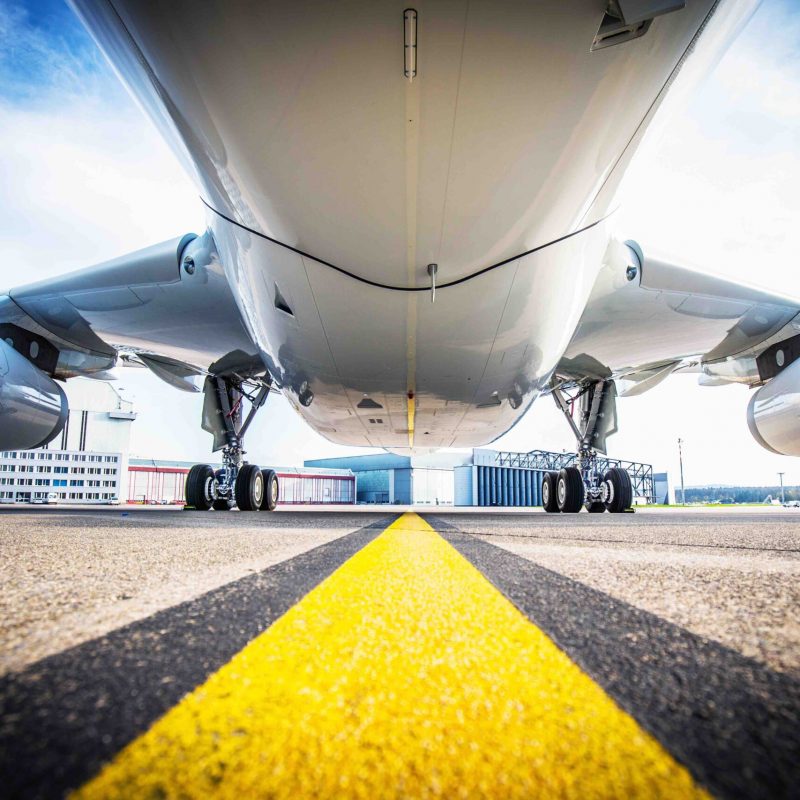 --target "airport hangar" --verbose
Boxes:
[305,451,659,506]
